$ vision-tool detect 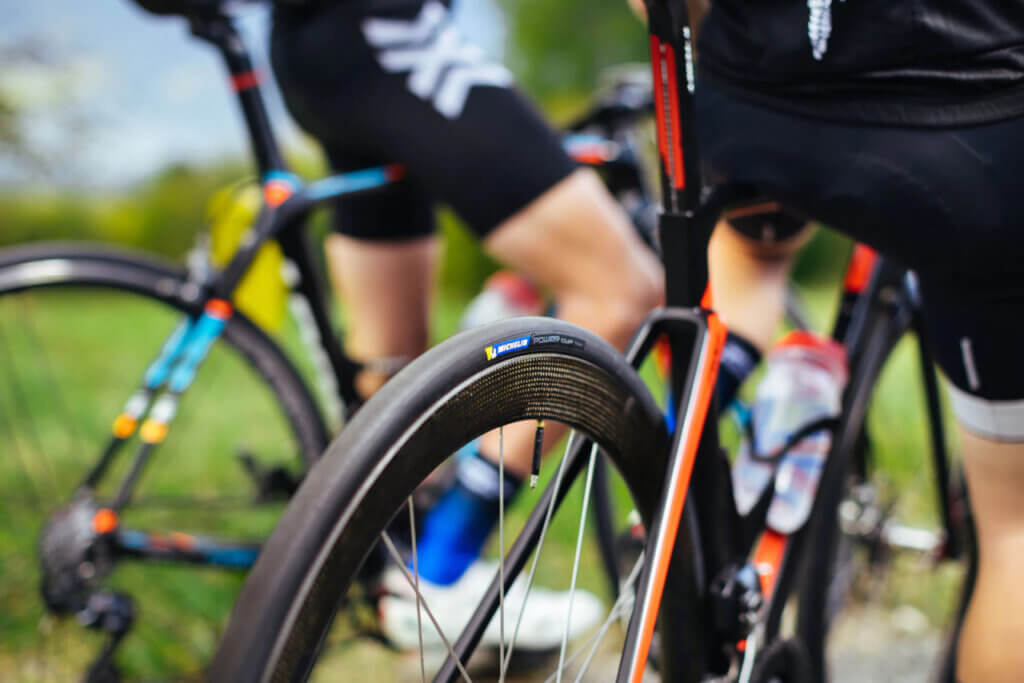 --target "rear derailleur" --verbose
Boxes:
[39,495,135,683]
